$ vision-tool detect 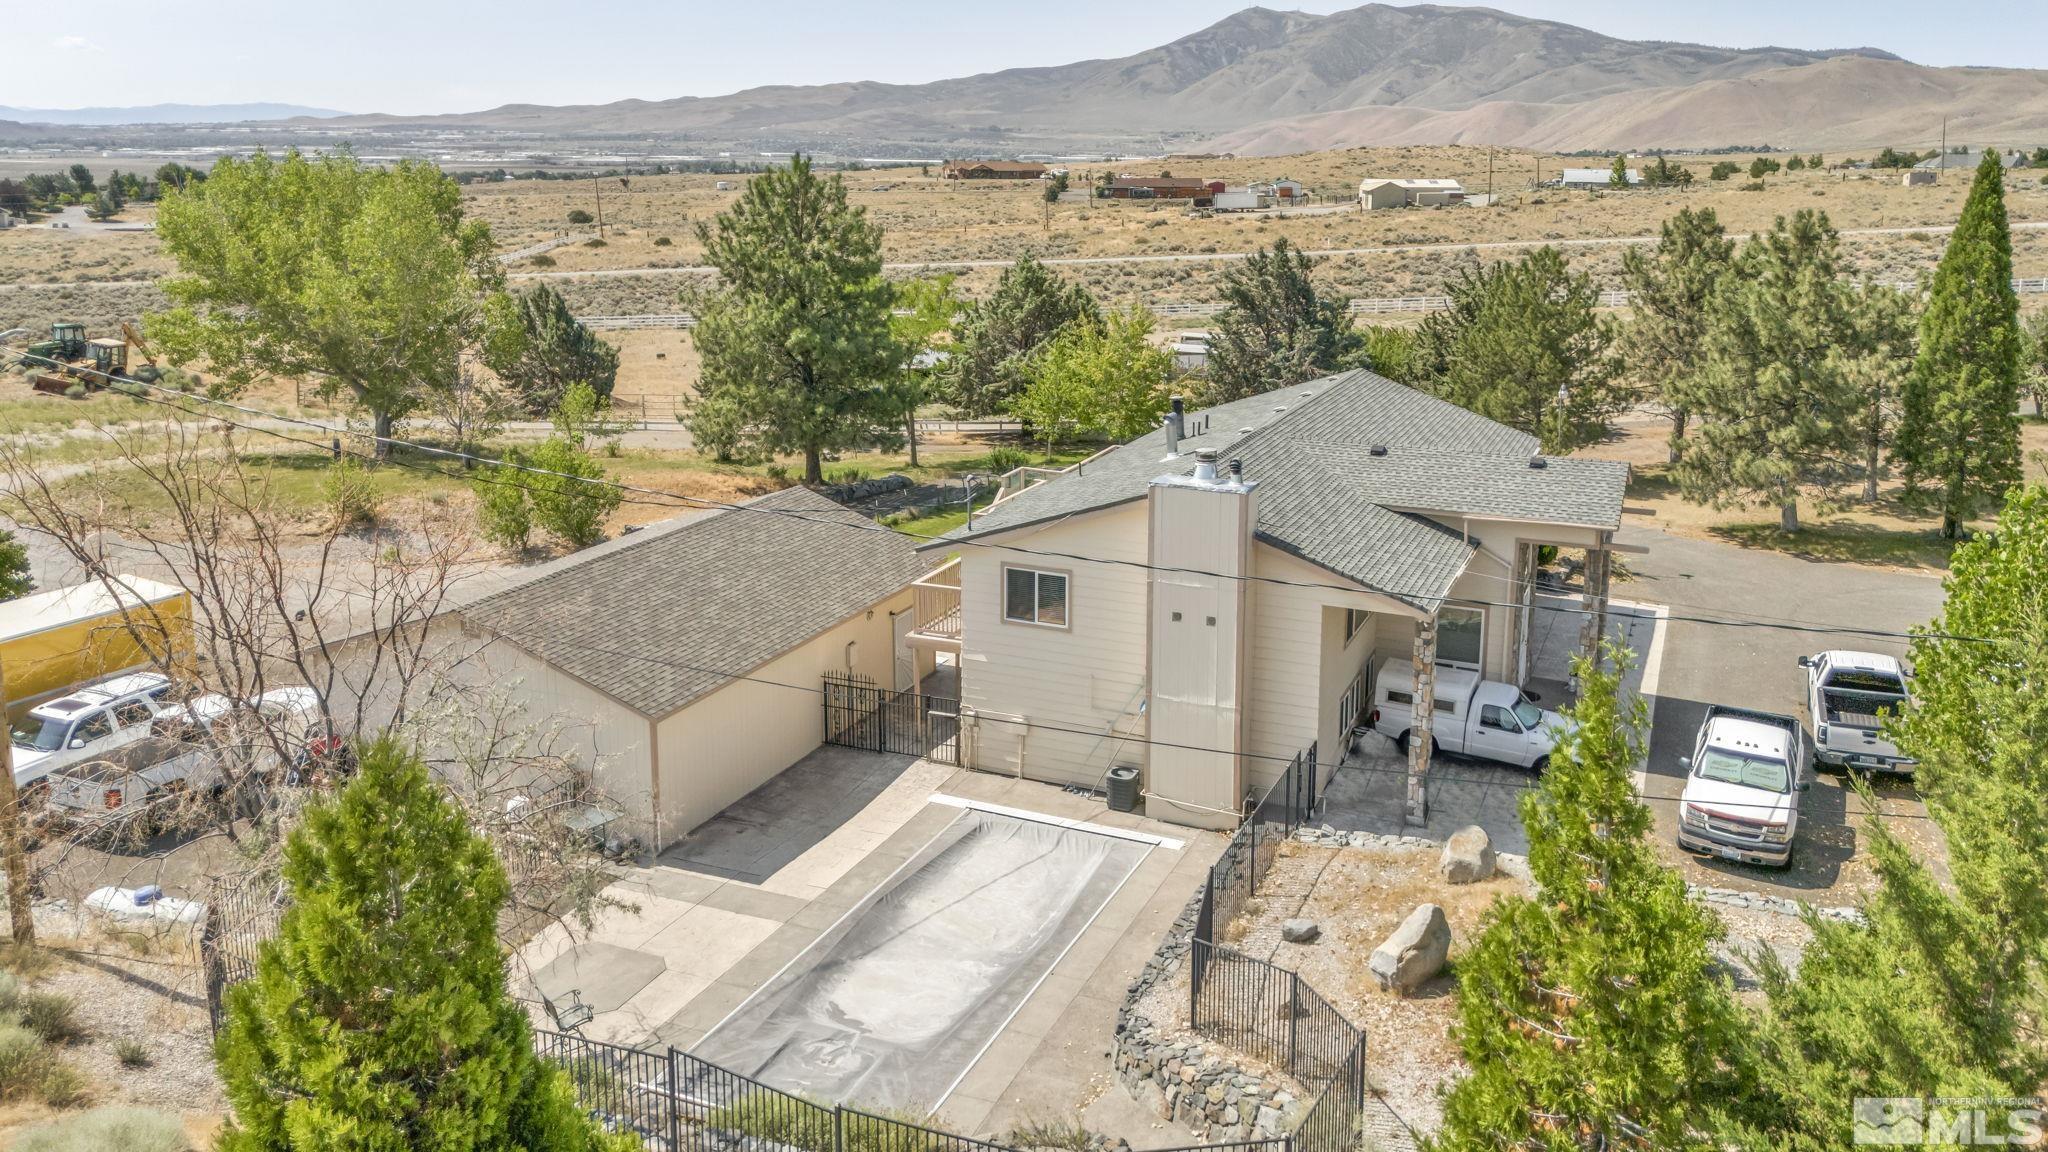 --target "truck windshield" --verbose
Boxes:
[10,717,69,752]
[1511,699,1544,730]
[1694,748,1790,793]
